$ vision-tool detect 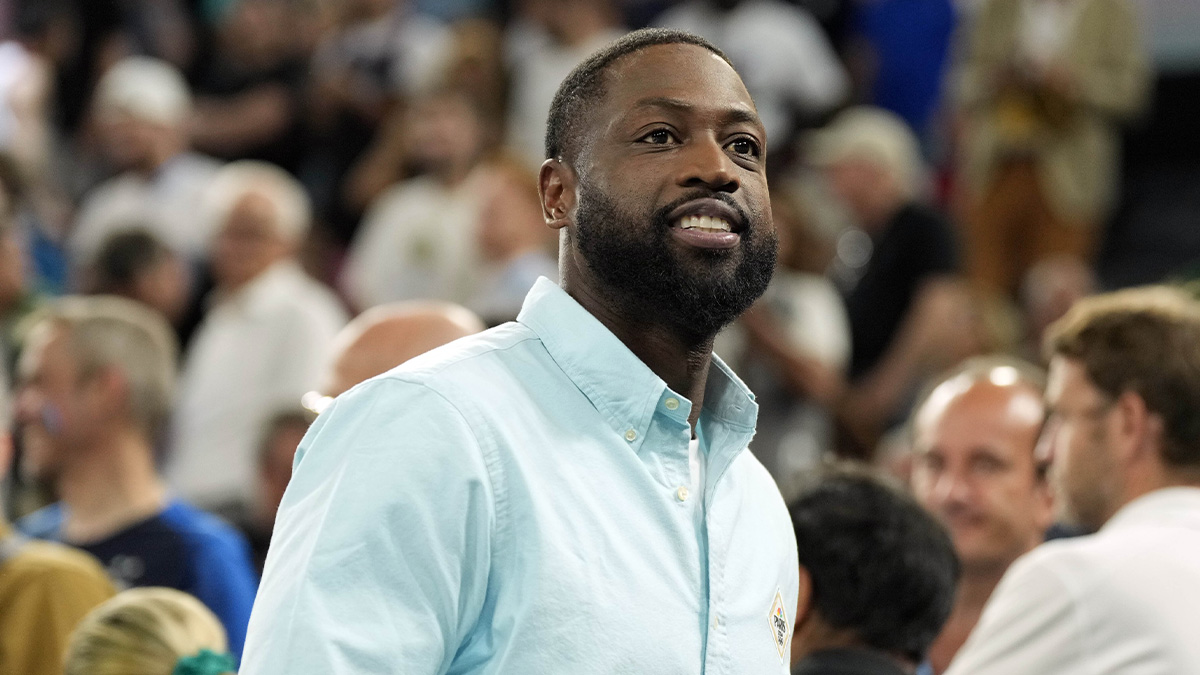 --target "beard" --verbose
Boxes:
[573,181,778,340]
